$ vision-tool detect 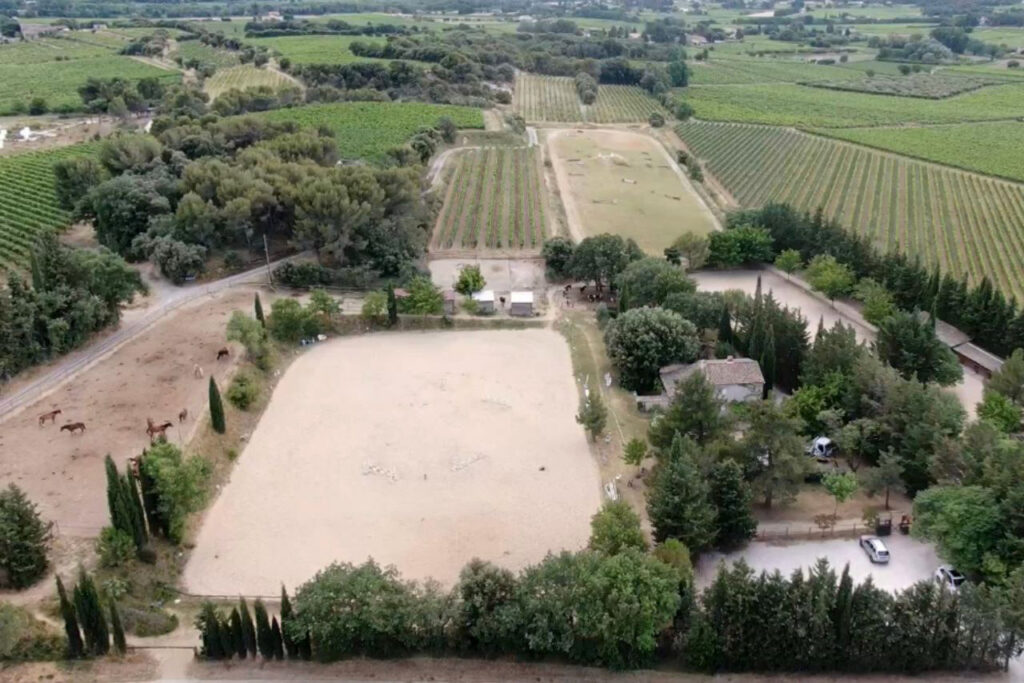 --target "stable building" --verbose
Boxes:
[472,289,495,314]
[510,291,534,317]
